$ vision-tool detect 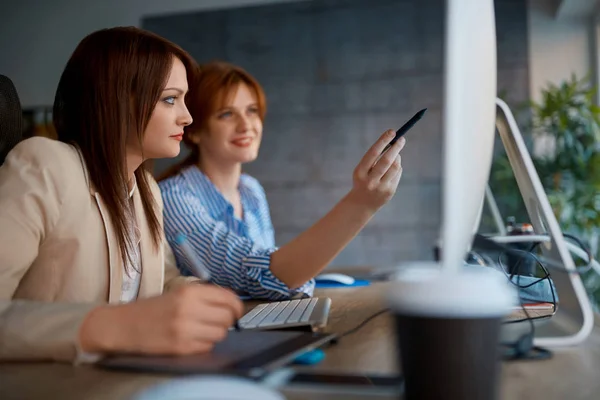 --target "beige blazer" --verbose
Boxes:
[0,137,198,362]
